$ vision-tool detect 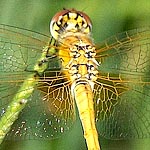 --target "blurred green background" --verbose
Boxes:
[0,0,150,150]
